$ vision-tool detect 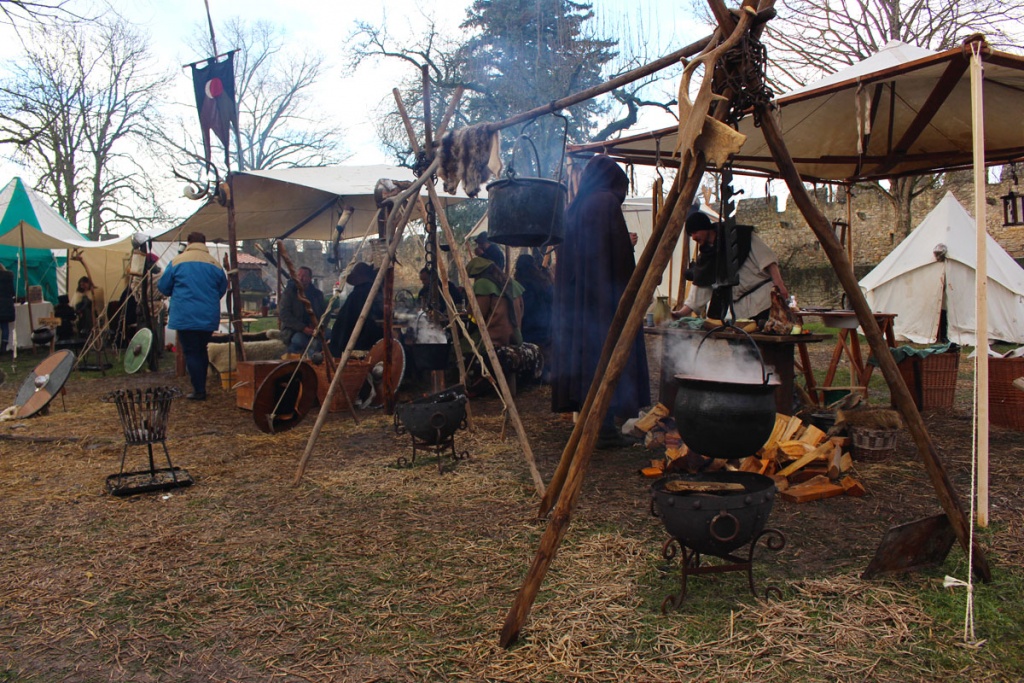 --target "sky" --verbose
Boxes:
[0,0,728,230]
